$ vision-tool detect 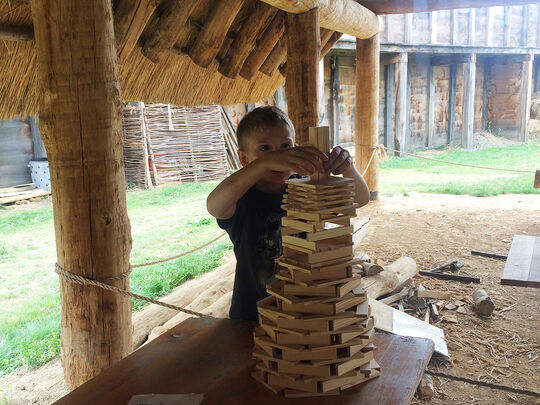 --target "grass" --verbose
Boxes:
[379,143,540,197]
[0,183,231,376]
